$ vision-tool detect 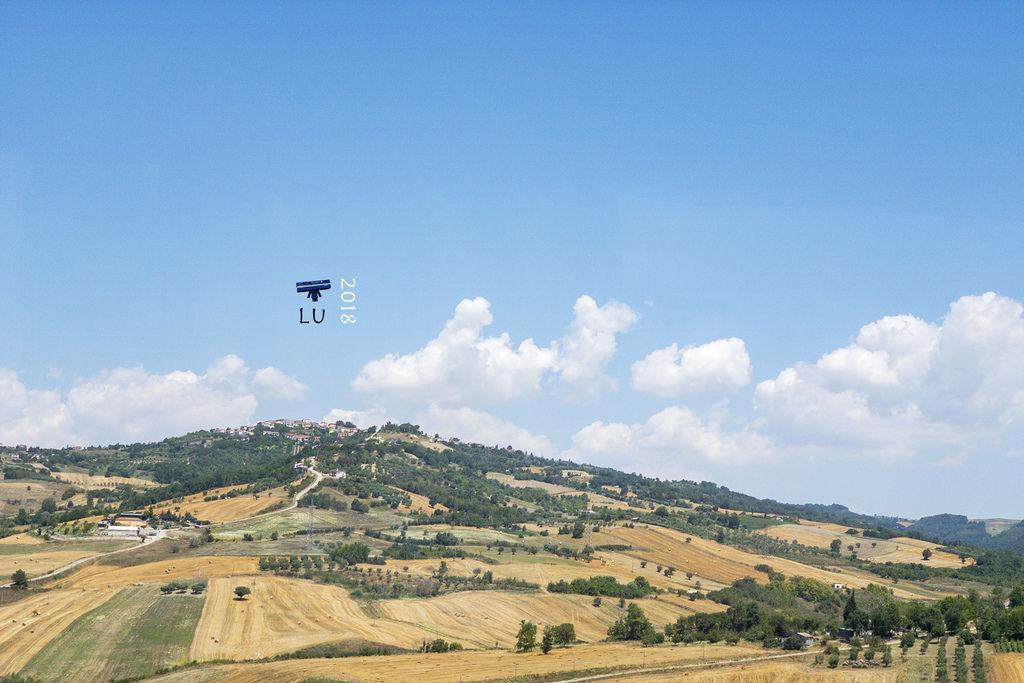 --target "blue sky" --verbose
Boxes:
[2,3,1023,518]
